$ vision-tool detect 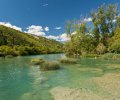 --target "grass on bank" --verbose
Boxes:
[100,53,120,60]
